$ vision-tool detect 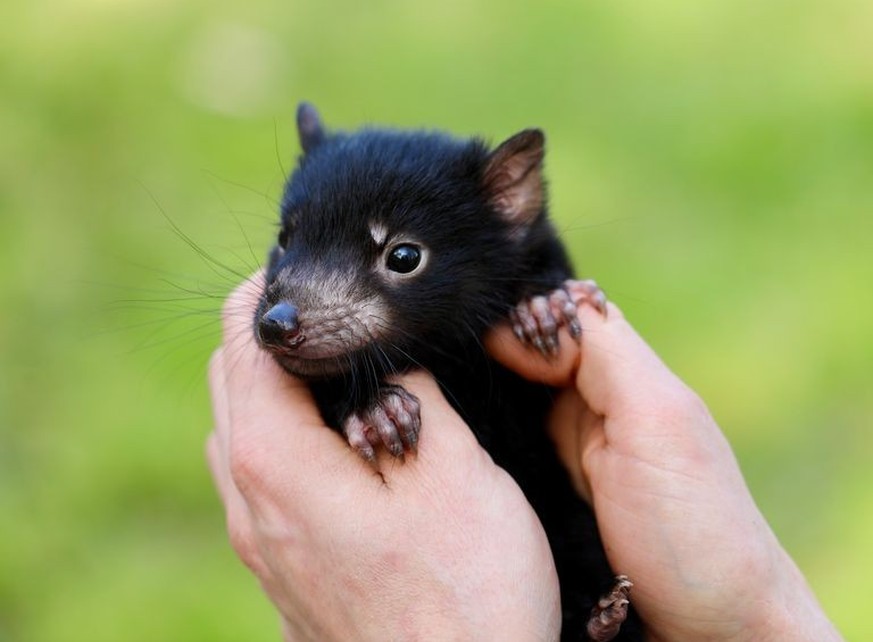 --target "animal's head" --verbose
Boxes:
[255,102,550,378]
